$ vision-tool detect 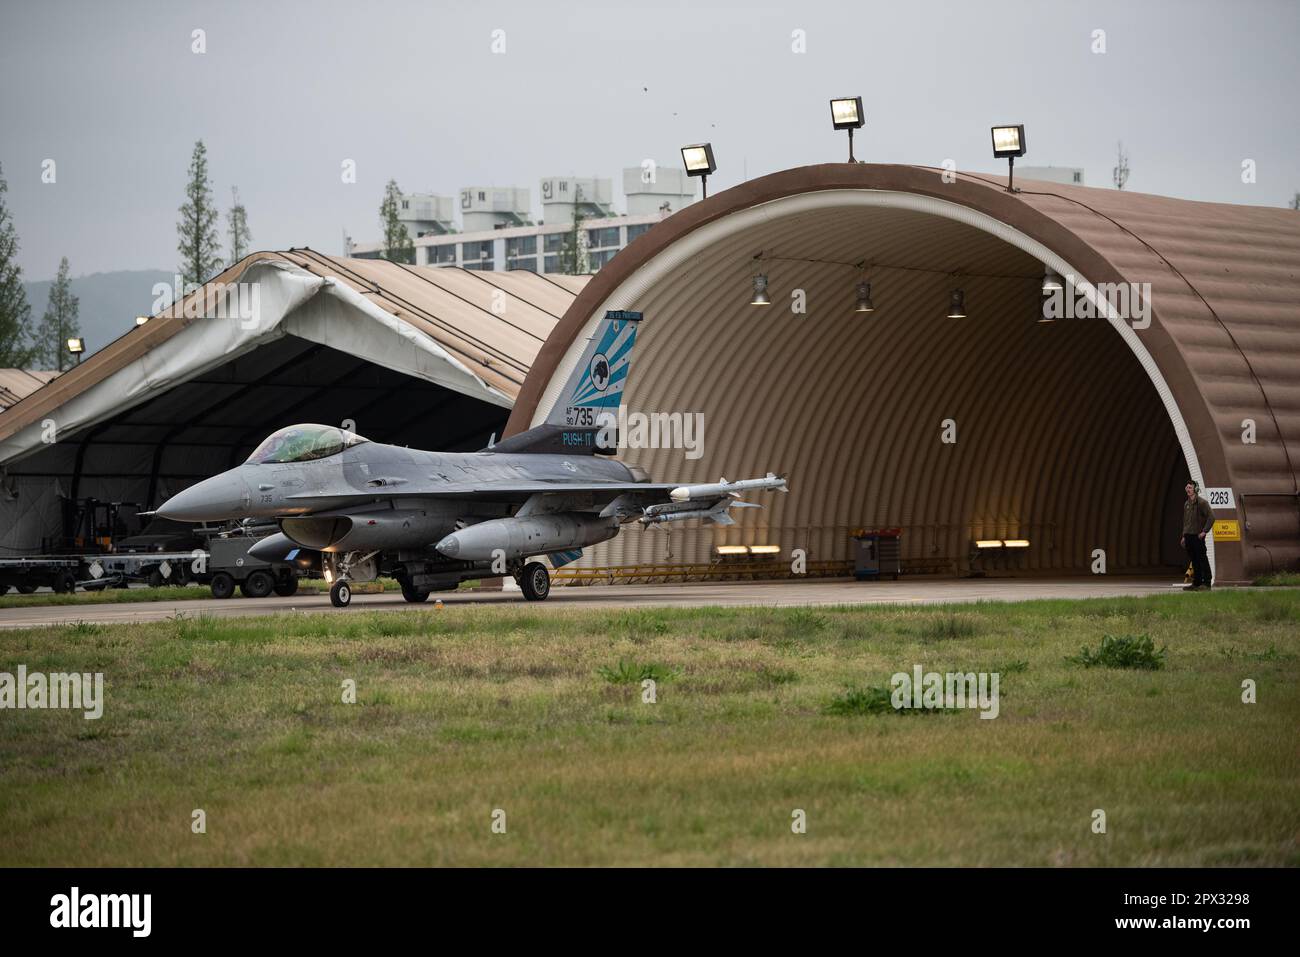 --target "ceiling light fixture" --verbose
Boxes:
[854,280,875,314]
